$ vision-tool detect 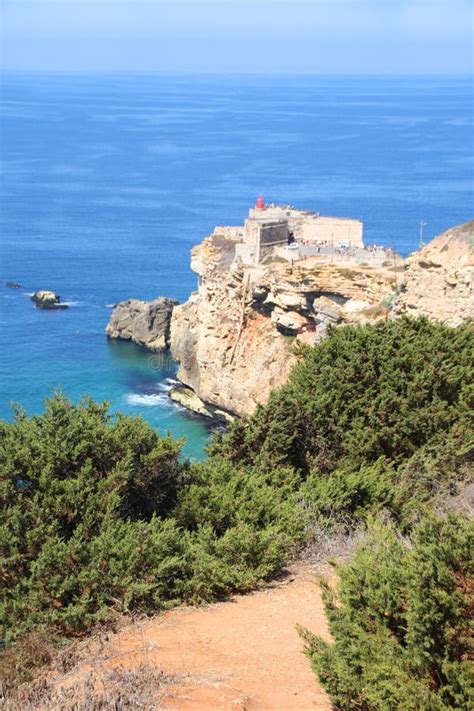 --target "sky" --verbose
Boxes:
[1,0,473,74]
